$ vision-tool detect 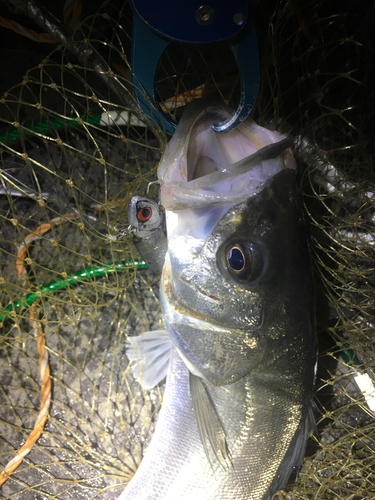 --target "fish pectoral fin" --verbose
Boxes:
[189,372,232,471]
[126,330,171,390]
